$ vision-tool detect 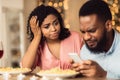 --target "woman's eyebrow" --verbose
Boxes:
[42,18,58,27]
[53,18,58,23]
[42,23,50,28]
